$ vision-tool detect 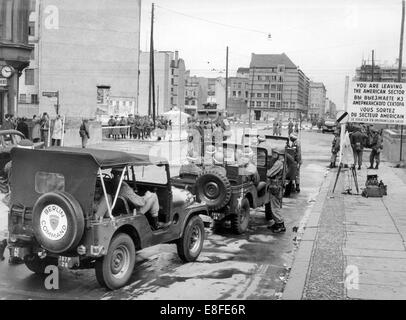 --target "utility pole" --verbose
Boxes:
[225,46,229,114]
[249,68,255,128]
[399,0,405,161]
[371,50,375,82]
[148,3,156,128]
